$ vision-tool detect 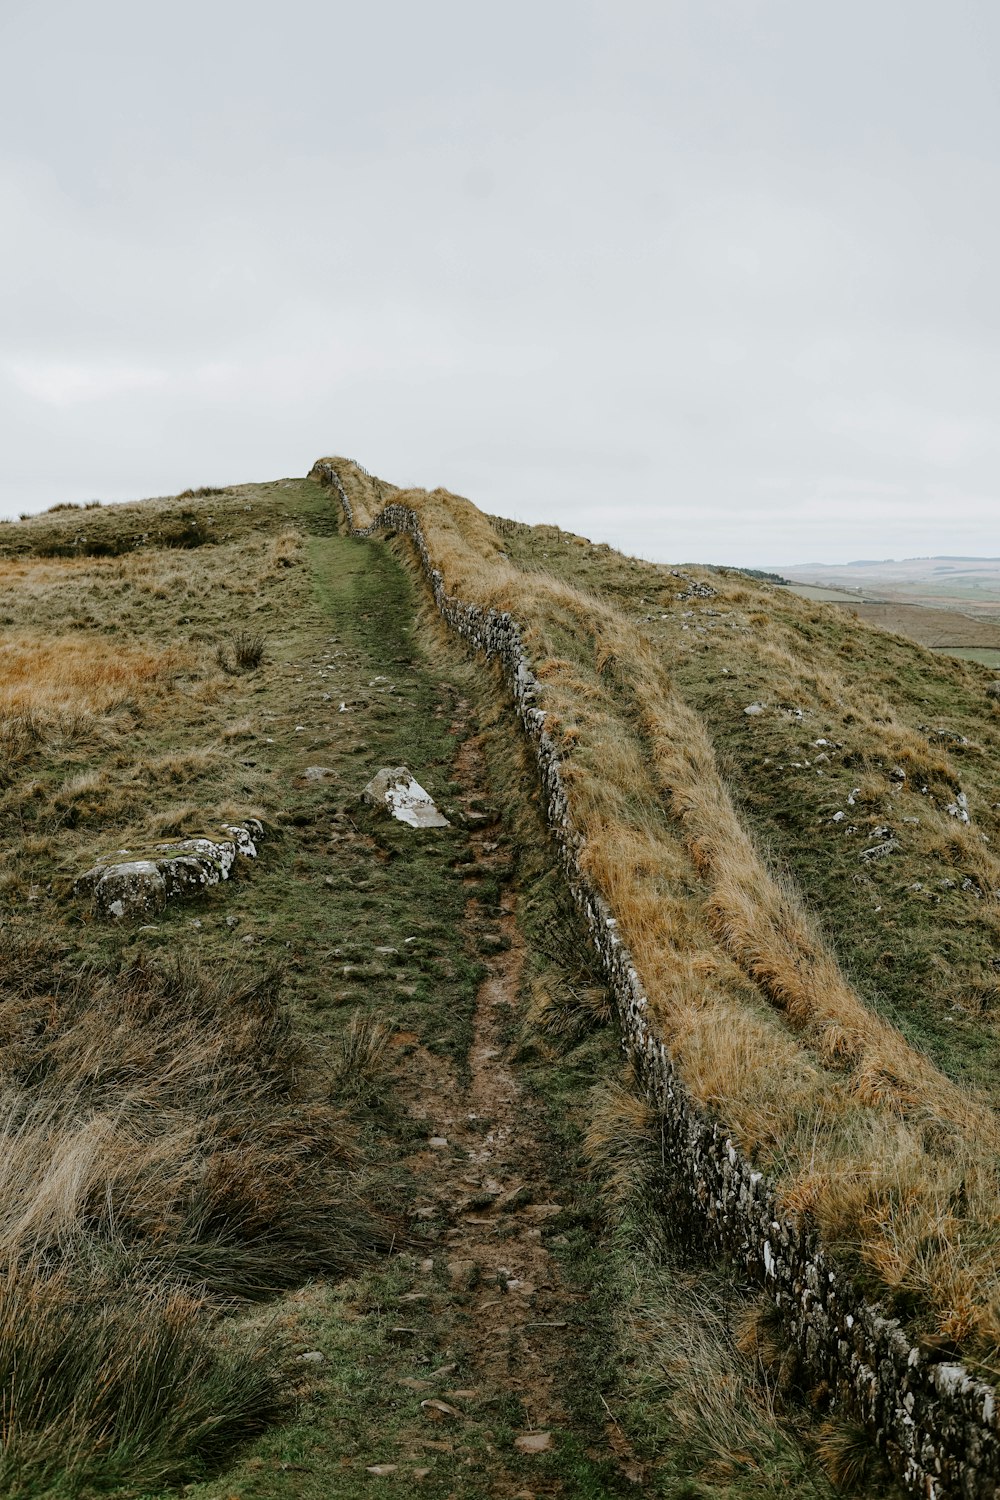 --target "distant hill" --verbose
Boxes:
[783,555,1000,600]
